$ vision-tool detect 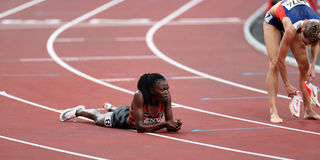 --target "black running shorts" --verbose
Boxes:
[111,106,130,128]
